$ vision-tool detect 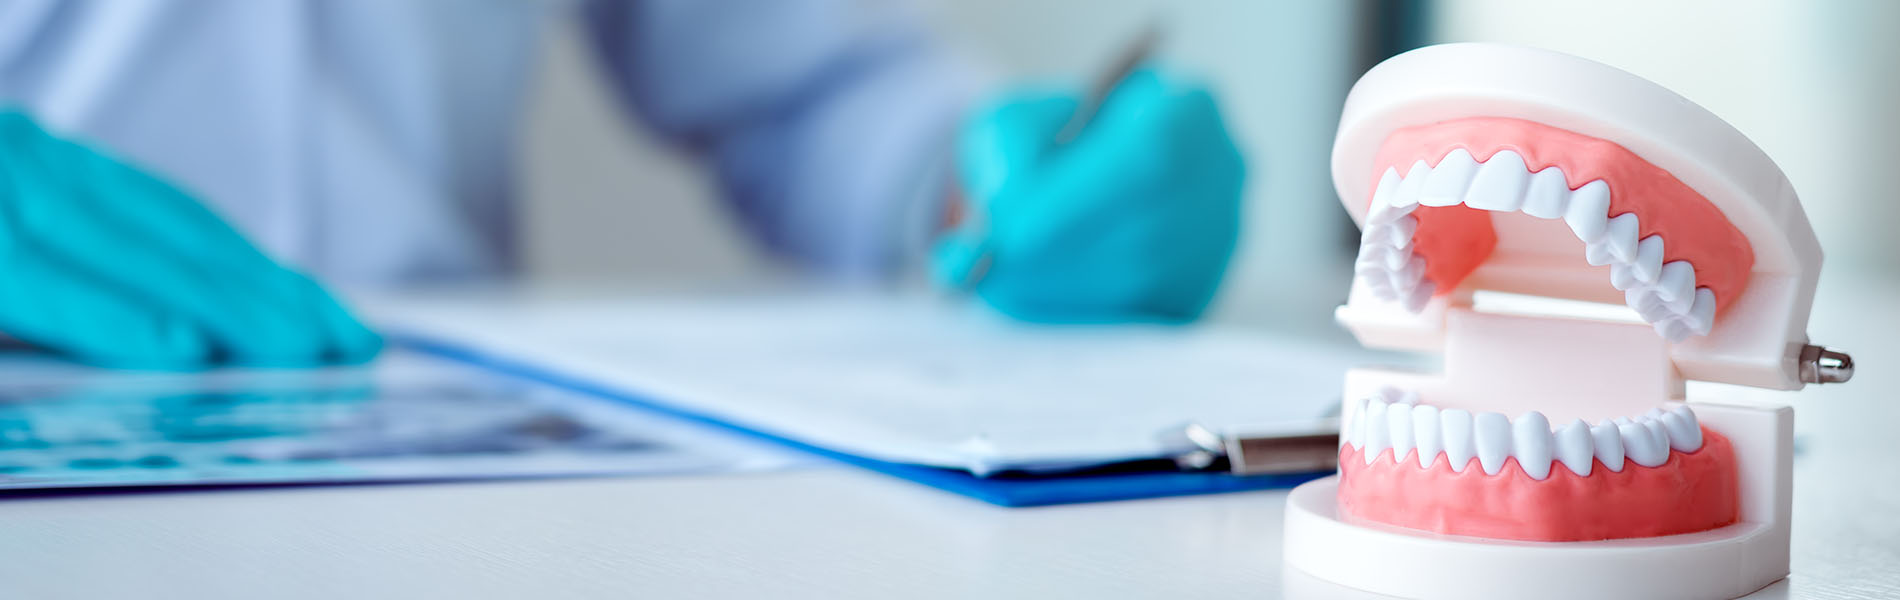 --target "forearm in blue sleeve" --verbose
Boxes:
[580,0,981,278]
